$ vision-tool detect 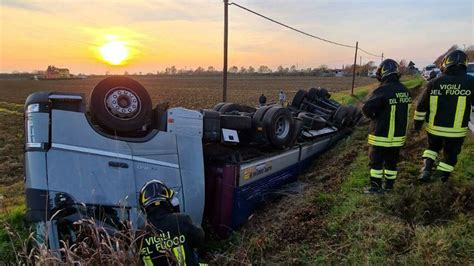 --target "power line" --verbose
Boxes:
[229,1,382,58]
